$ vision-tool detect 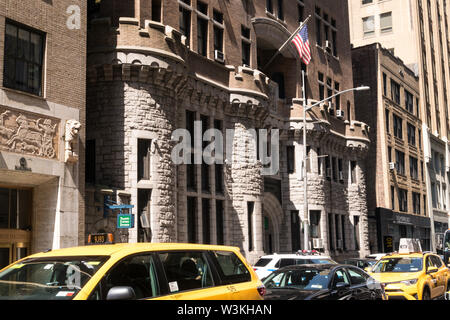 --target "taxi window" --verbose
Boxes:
[431,255,443,268]
[211,251,251,285]
[95,254,160,300]
[158,251,214,294]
